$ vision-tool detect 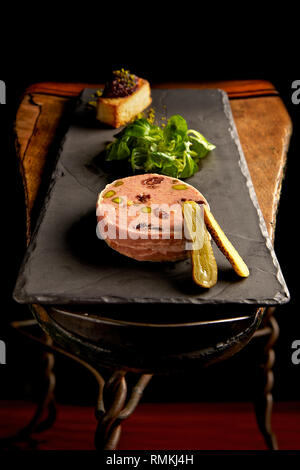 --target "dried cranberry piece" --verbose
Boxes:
[142,176,164,187]
[136,193,151,203]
